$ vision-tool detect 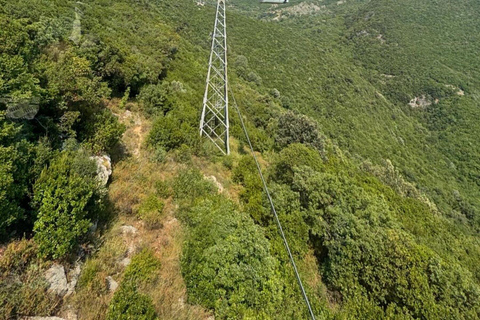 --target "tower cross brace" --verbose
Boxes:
[200,0,230,155]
